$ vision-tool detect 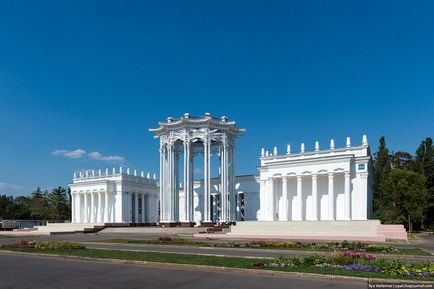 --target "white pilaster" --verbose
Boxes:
[328,172,335,220]
[268,177,275,221]
[280,177,288,221]
[360,172,368,220]
[296,175,303,221]
[344,172,351,220]
[311,174,318,221]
